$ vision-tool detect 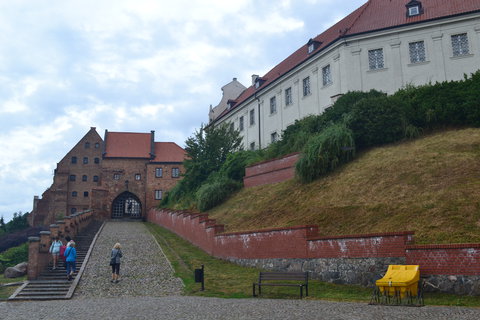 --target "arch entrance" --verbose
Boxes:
[111,192,142,219]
